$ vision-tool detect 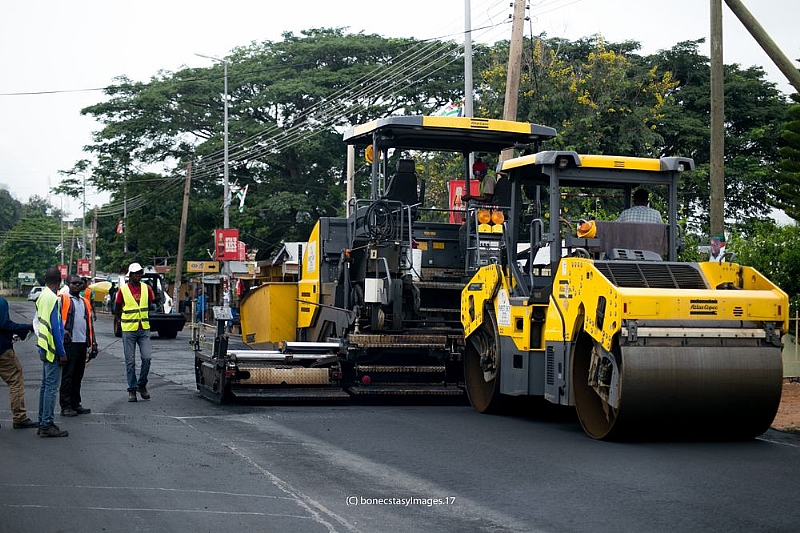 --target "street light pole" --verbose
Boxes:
[195,53,229,229]
[197,52,231,308]
[223,59,229,229]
